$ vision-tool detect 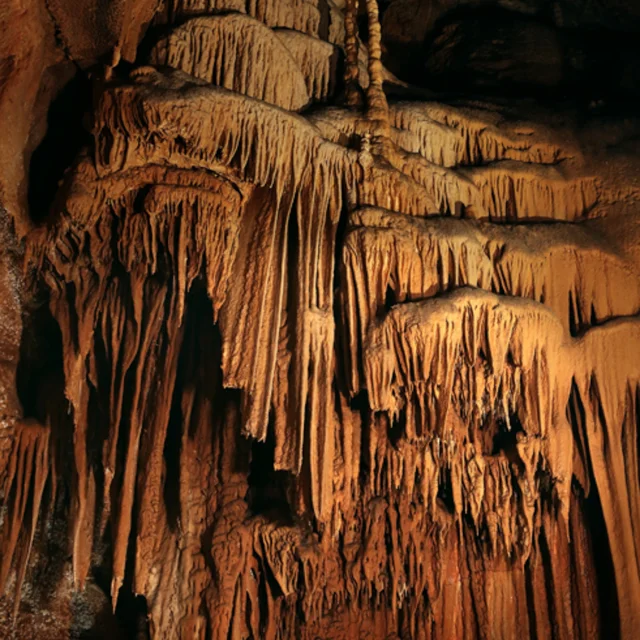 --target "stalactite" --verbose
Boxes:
[390,103,572,168]
[341,208,640,393]
[461,161,598,221]
[25,160,247,601]
[0,419,51,618]
[343,0,361,108]
[572,319,640,637]
[276,29,340,103]
[164,0,324,39]
[364,0,388,127]
[2,0,638,637]
[0,235,23,493]
[149,16,311,111]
